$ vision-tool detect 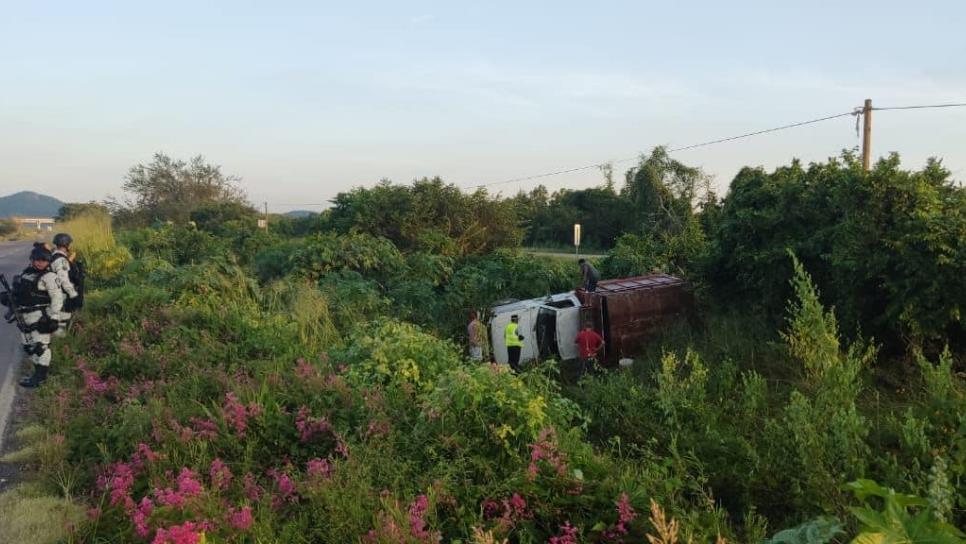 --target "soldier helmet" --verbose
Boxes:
[53,233,73,247]
[30,246,52,262]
